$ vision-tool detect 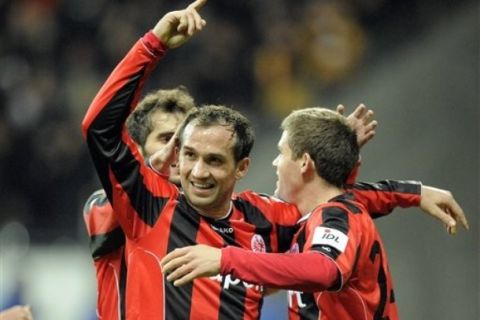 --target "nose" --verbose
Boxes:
[191,160,209,178]
[272,155,279,167]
